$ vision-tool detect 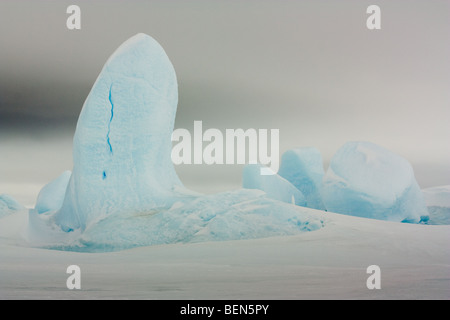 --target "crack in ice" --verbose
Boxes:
[106,84,114,154]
